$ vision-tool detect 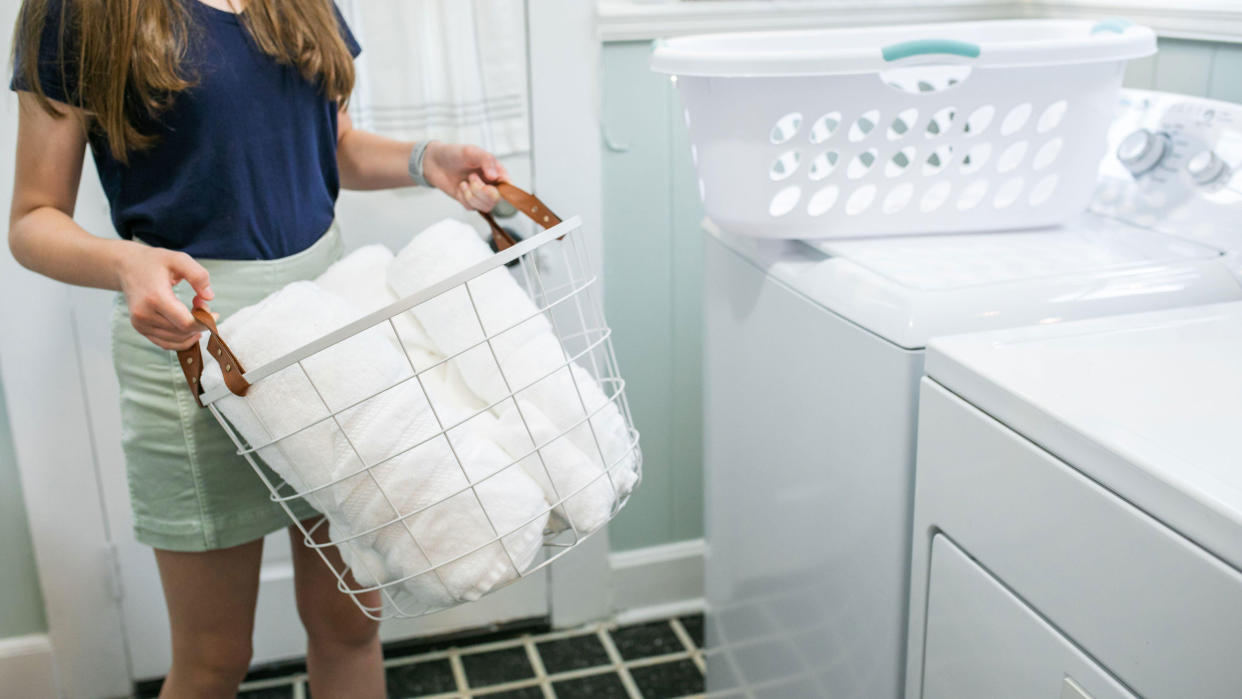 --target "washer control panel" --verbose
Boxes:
[1093,90,1242,251]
